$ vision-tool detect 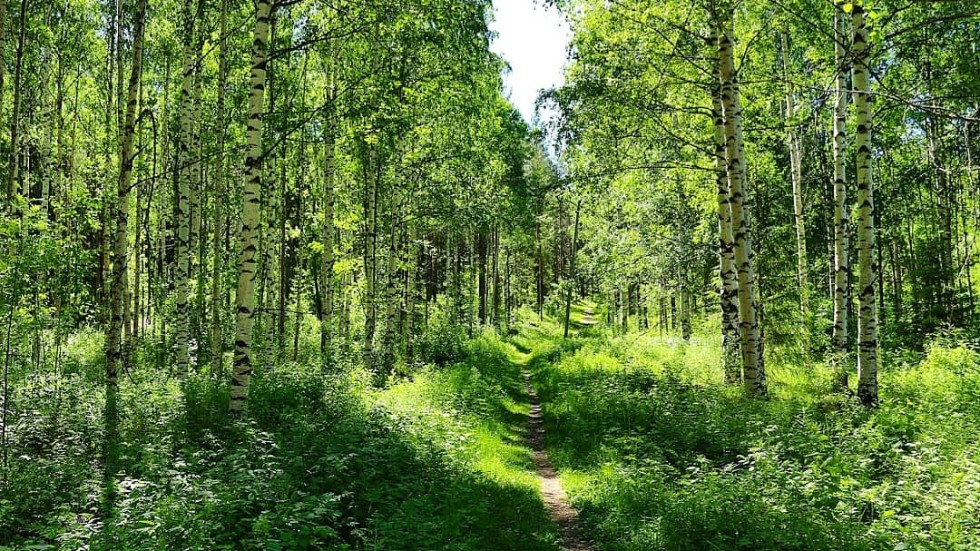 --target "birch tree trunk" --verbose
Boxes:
[107,0,146,399]
[491,229,501,327]
[718,16,766,396]
[710,40,740,382]
[831,3,851,355]
[104,0,145,508]
[5,0,27,207]
[852,3,878,405]
[781,31,809,336]
[174,5,196,377]
[190,14,205,343]
[504,245,512,328]
[477,231,488,325]
[339,269,351,354]
[562,200,581,339]
[680,287,692,340]
[536,221,544,320]
[621,288,628,333]
[362,146,379,373]
[319,105,336,364]
[0,0,6,200]
[404,231,417,363]
[230,0,272,412]
[381,217,400,374]
[210,0,230,375]
[114,0,124,160]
